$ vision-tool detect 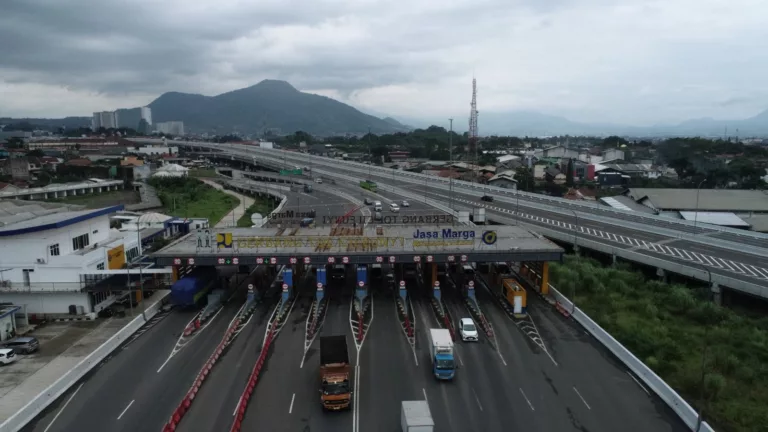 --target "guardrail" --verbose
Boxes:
[541,282,716,432]
[0,291,170,432]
